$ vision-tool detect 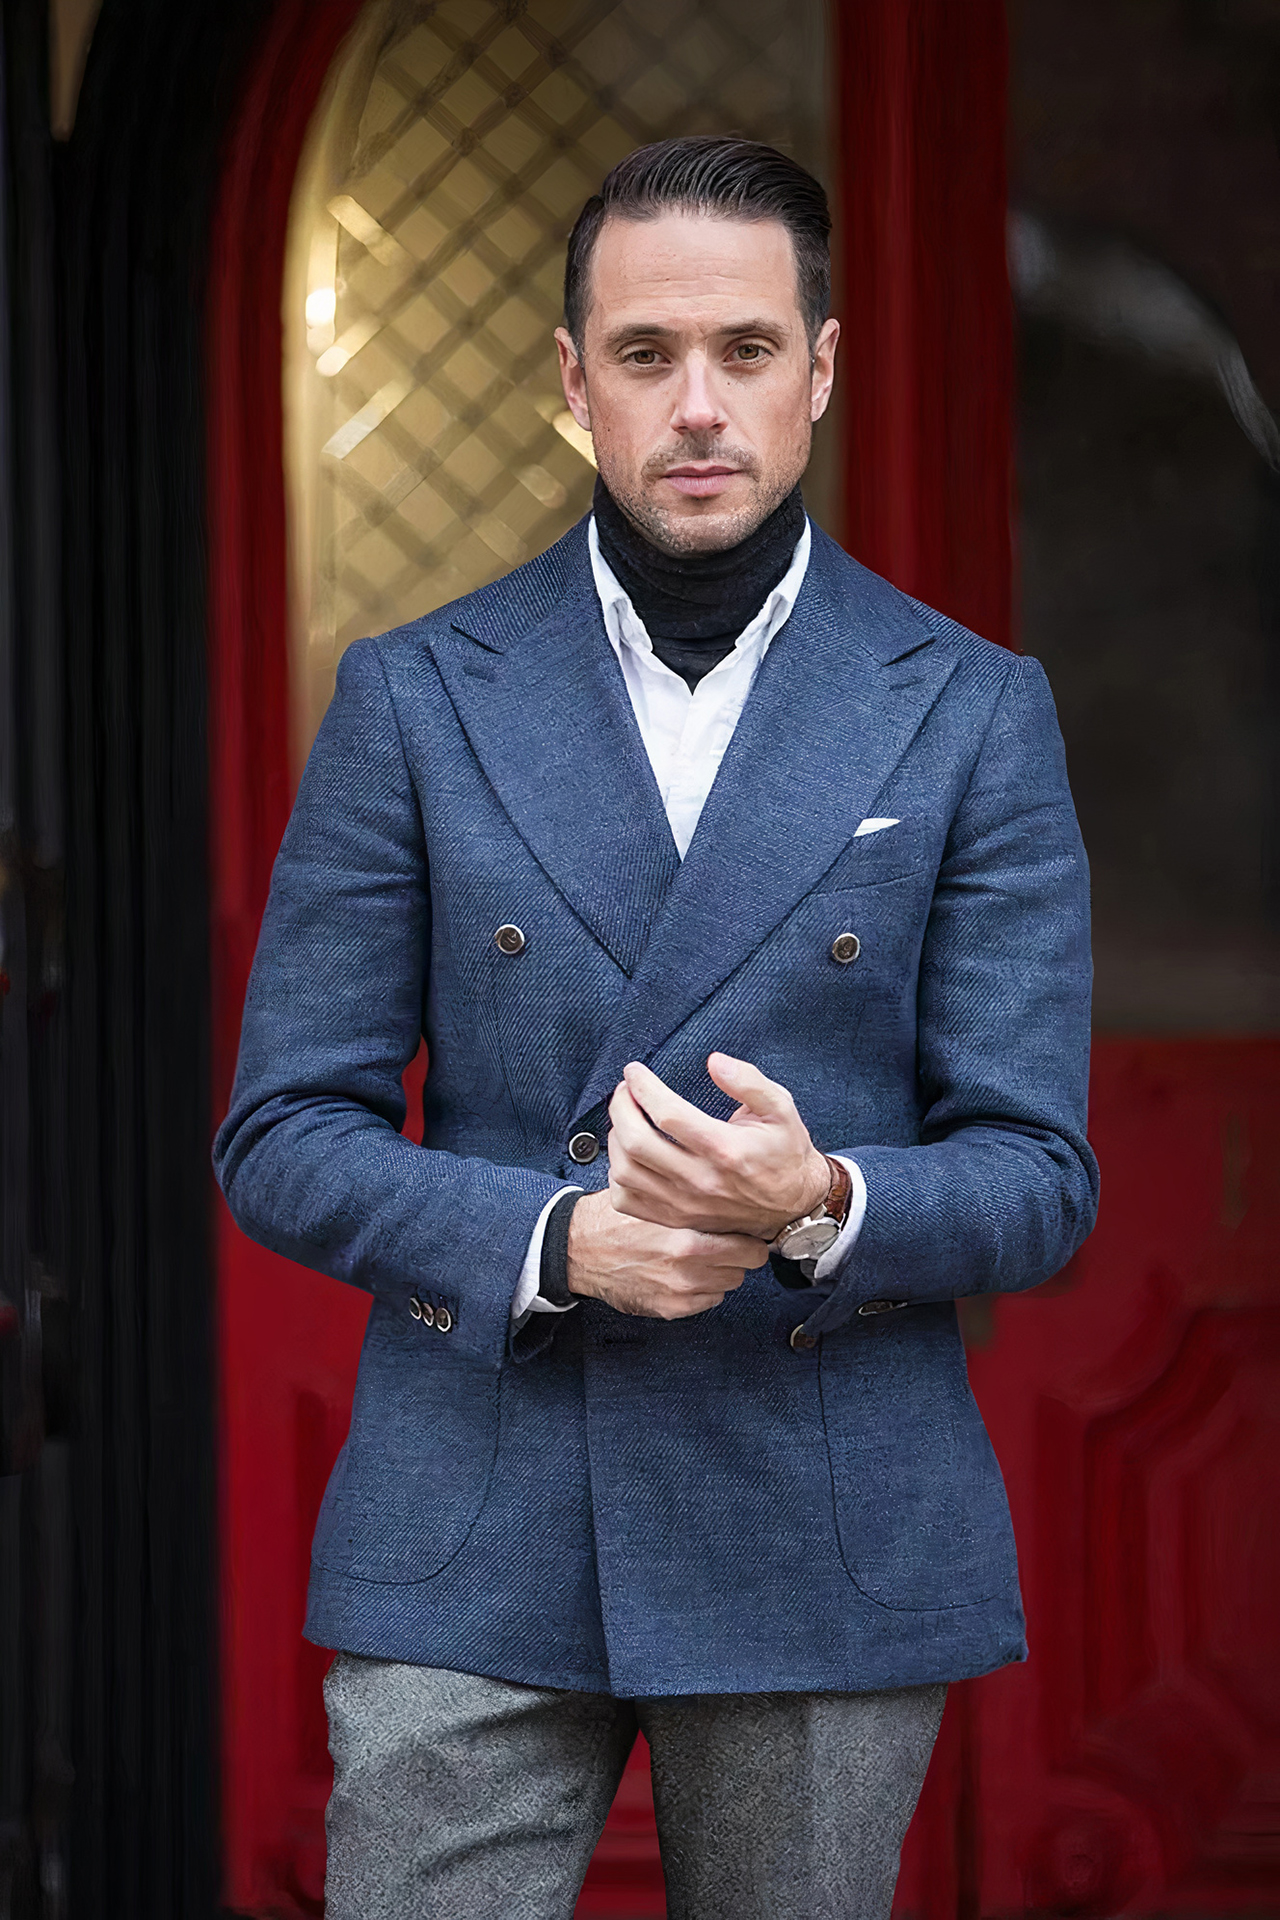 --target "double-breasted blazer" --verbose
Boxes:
[214,519,1098,1697]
